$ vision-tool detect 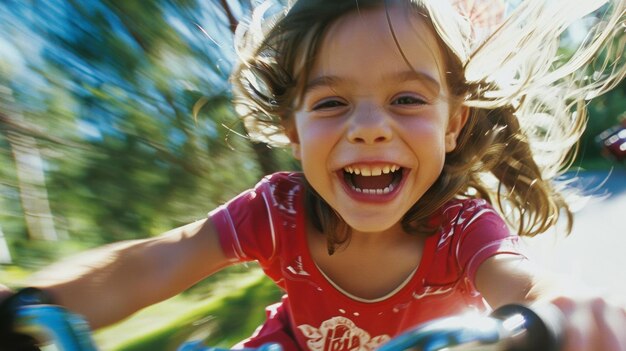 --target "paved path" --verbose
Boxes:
[524,168,626,300]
